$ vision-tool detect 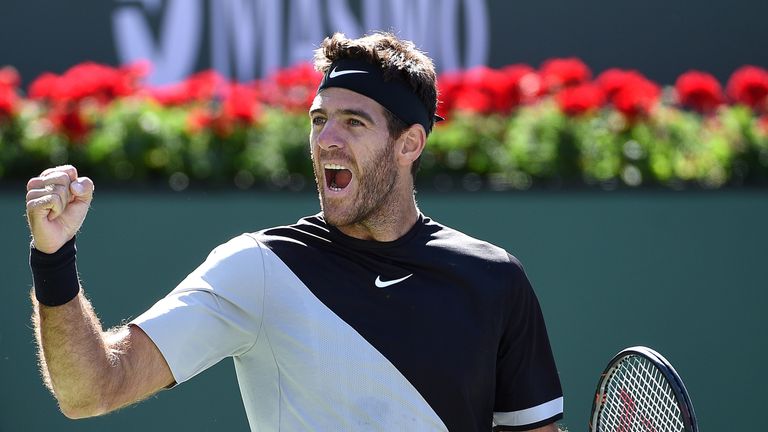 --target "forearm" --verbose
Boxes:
[26,167,172,417]
[32,290,127,418]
